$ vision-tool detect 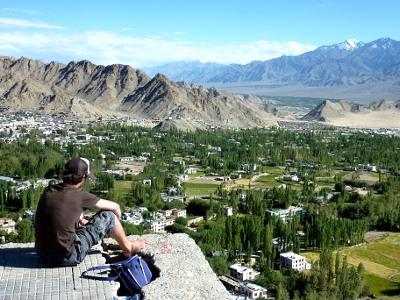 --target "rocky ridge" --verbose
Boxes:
[0,56,278,128]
